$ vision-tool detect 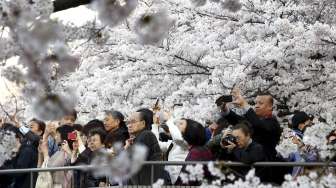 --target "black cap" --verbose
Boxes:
[291,111,310,130]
